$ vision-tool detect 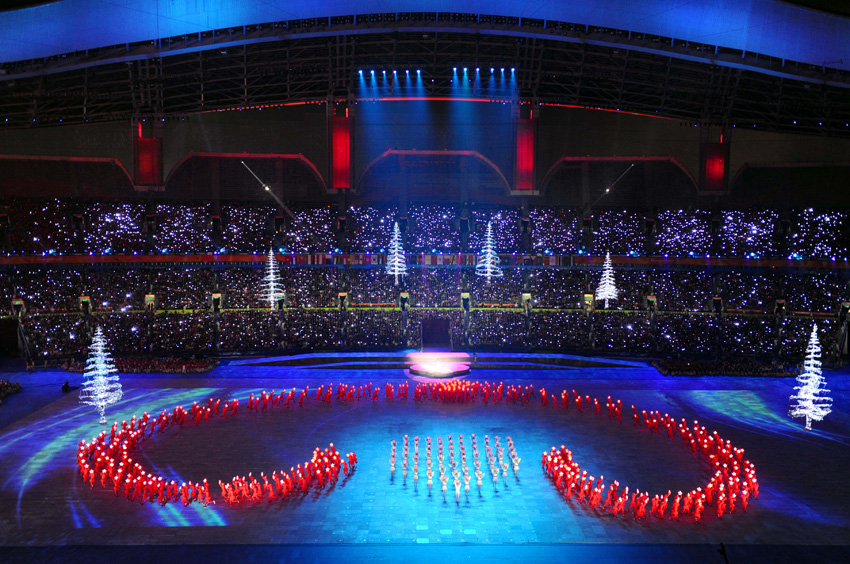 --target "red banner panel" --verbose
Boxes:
[331,117,351,190]
[702,142,727,192]
[134,137,162,186]
[515,119,535,191]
